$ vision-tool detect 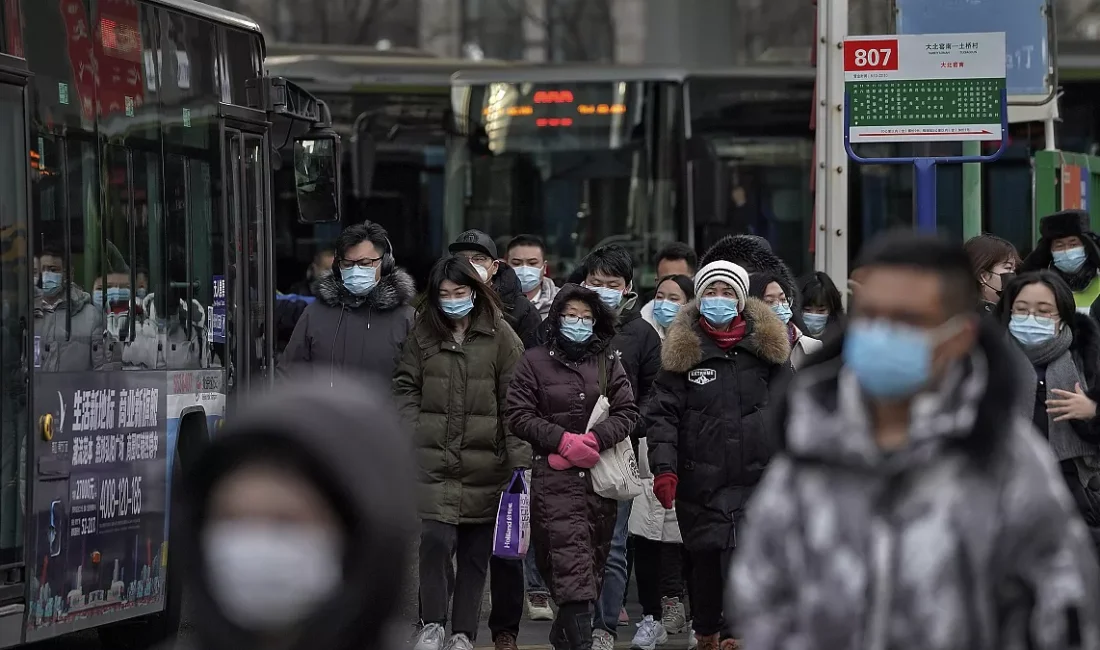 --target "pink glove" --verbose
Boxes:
[548,454,573,470]
[581,431,601,452]
[558,433,600,469]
